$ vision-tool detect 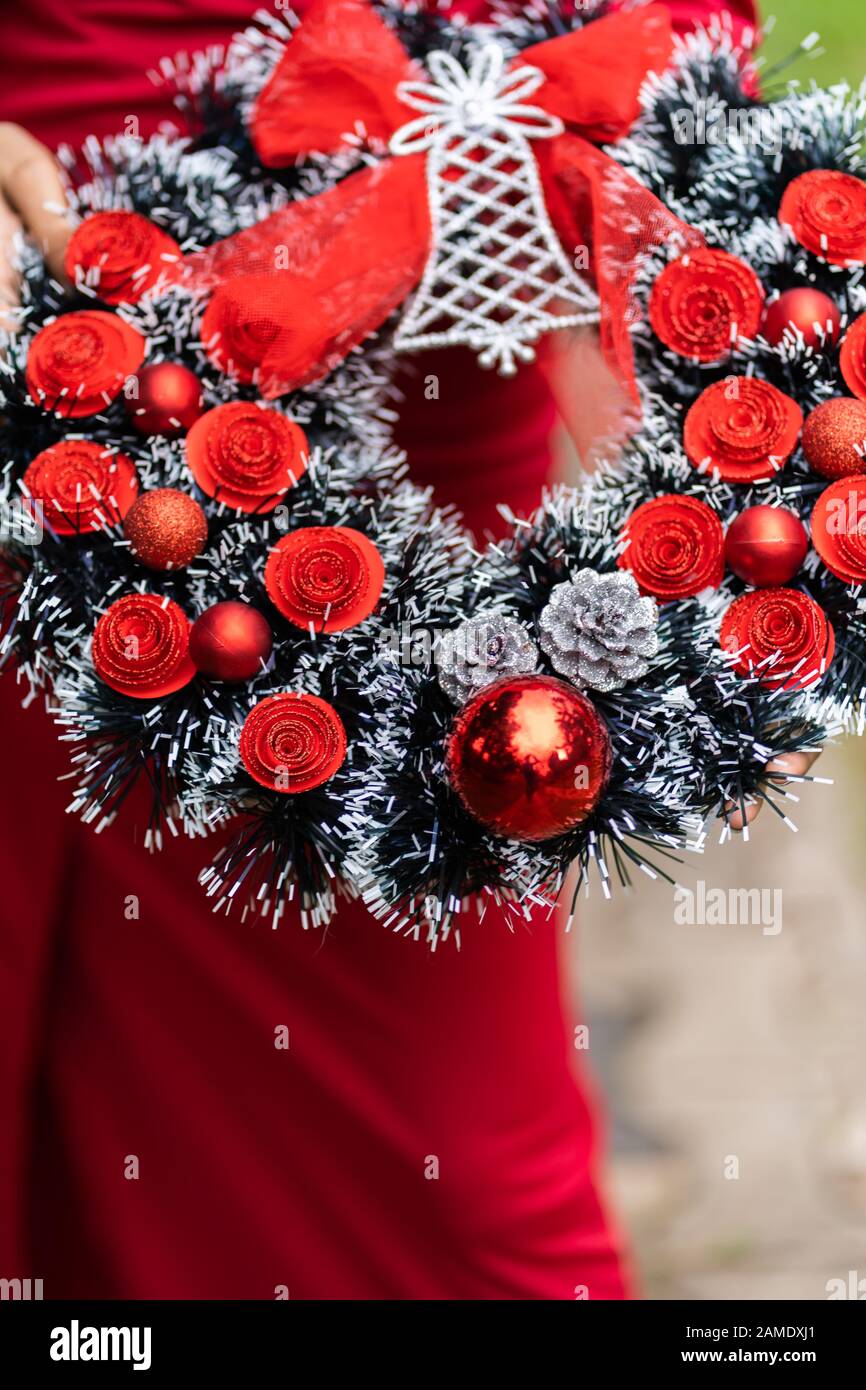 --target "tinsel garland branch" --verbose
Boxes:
[0,2,864,941]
